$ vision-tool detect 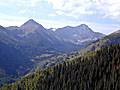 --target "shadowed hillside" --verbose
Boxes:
[1,44,120,90]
